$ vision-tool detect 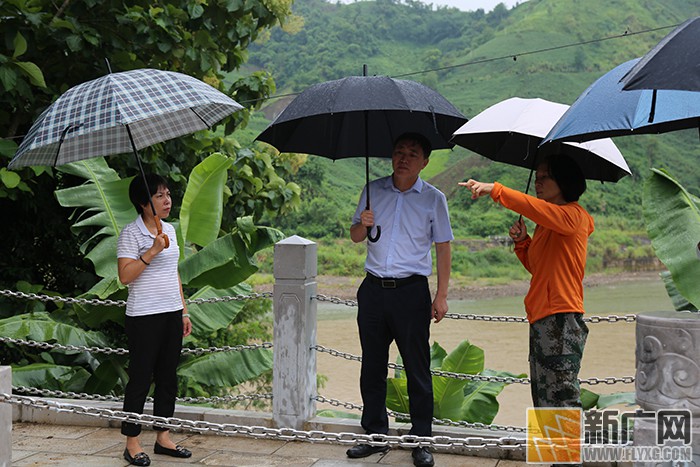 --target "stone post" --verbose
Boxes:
[272,235,318,429]
[0,366,11,467]
[634,310,700,466]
